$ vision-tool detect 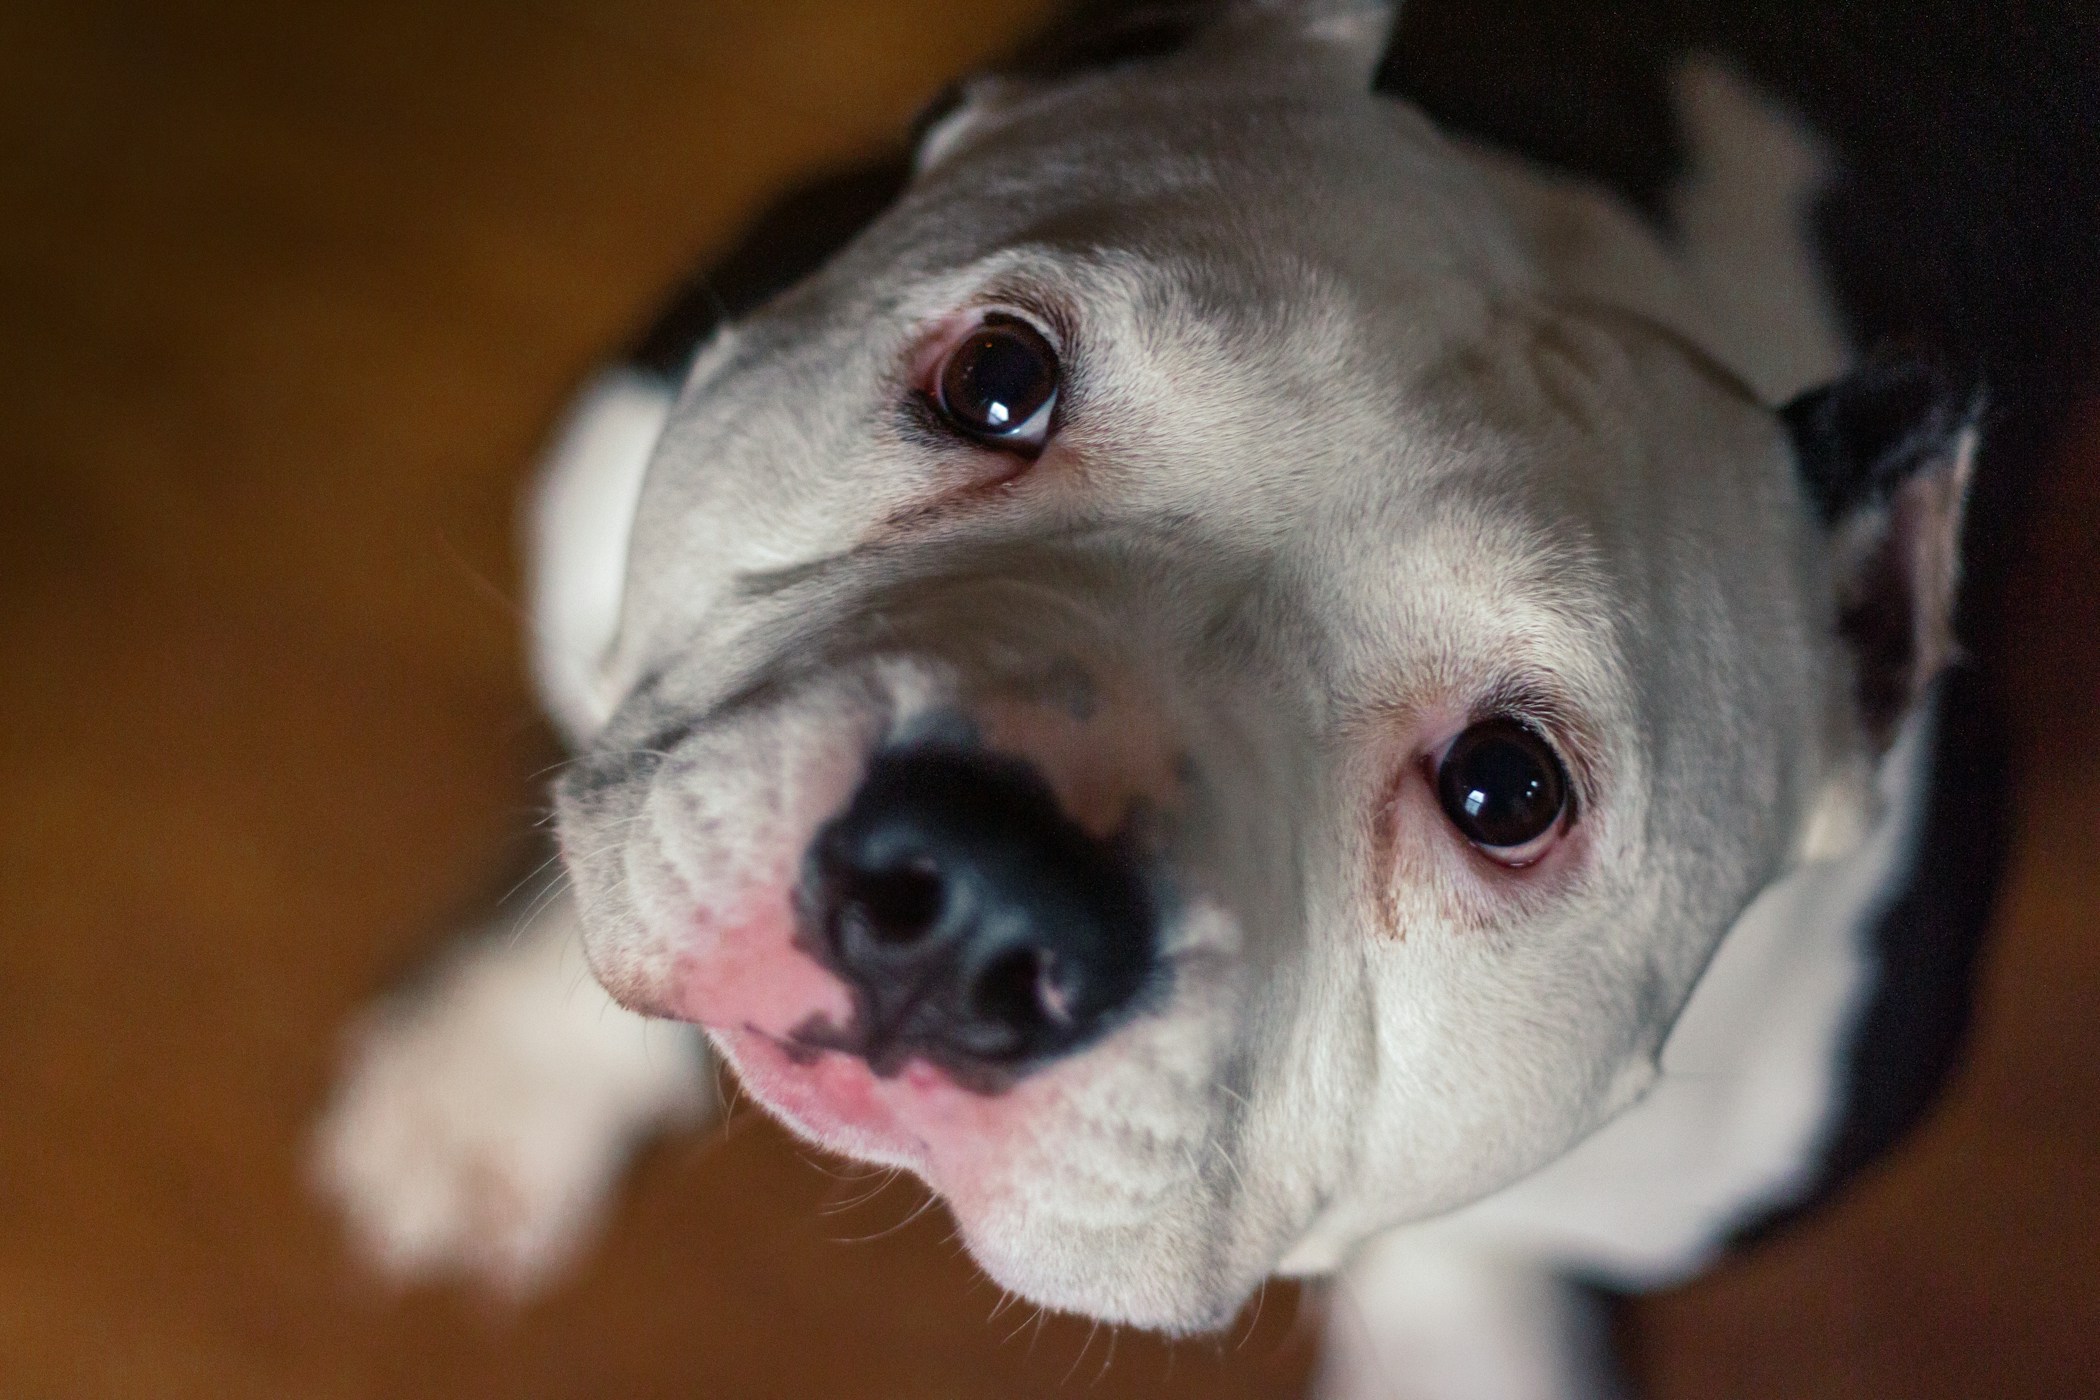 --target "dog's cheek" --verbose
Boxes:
[597,685,890,1028]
